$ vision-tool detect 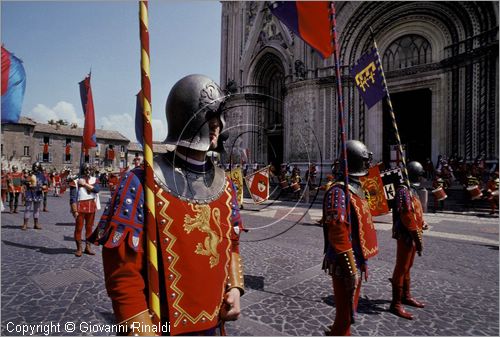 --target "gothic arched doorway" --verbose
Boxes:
[252,52,285,169]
